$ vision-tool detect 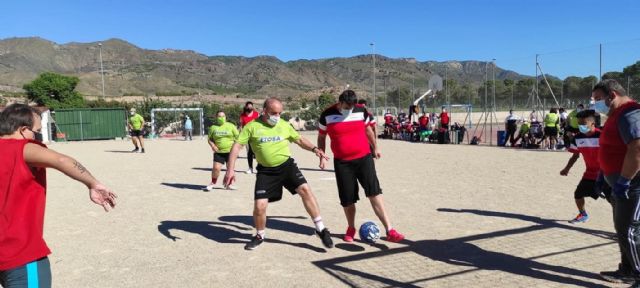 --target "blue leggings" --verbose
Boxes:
[0,257,51,288]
